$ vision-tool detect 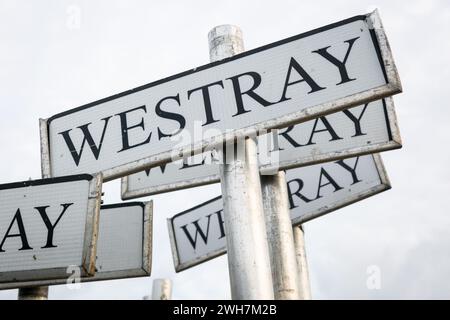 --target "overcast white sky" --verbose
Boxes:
[0,0,449,299]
